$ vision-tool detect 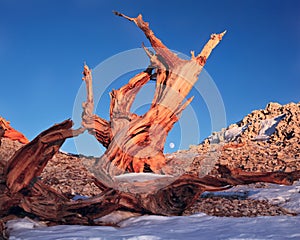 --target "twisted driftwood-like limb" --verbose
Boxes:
[82,12,226,176]
[81,65,111,148]
[113,12,181,68]
[5,120,84,194]
[217,165,300,186]
[2,158,300,225]
[0,120,82,218]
